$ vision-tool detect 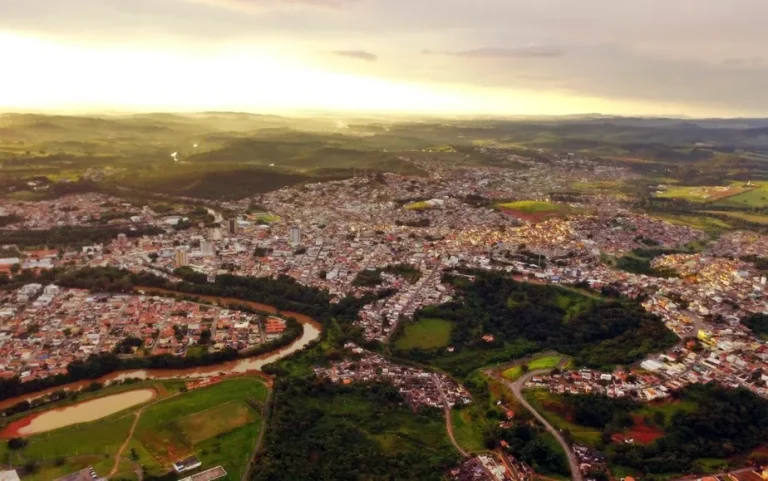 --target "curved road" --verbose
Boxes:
[506,370,584,481]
